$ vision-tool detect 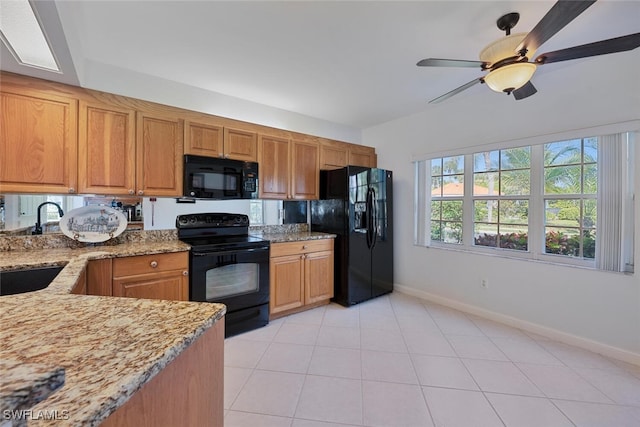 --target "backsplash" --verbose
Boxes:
[0,224,307,252]
[0,229,177,252]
